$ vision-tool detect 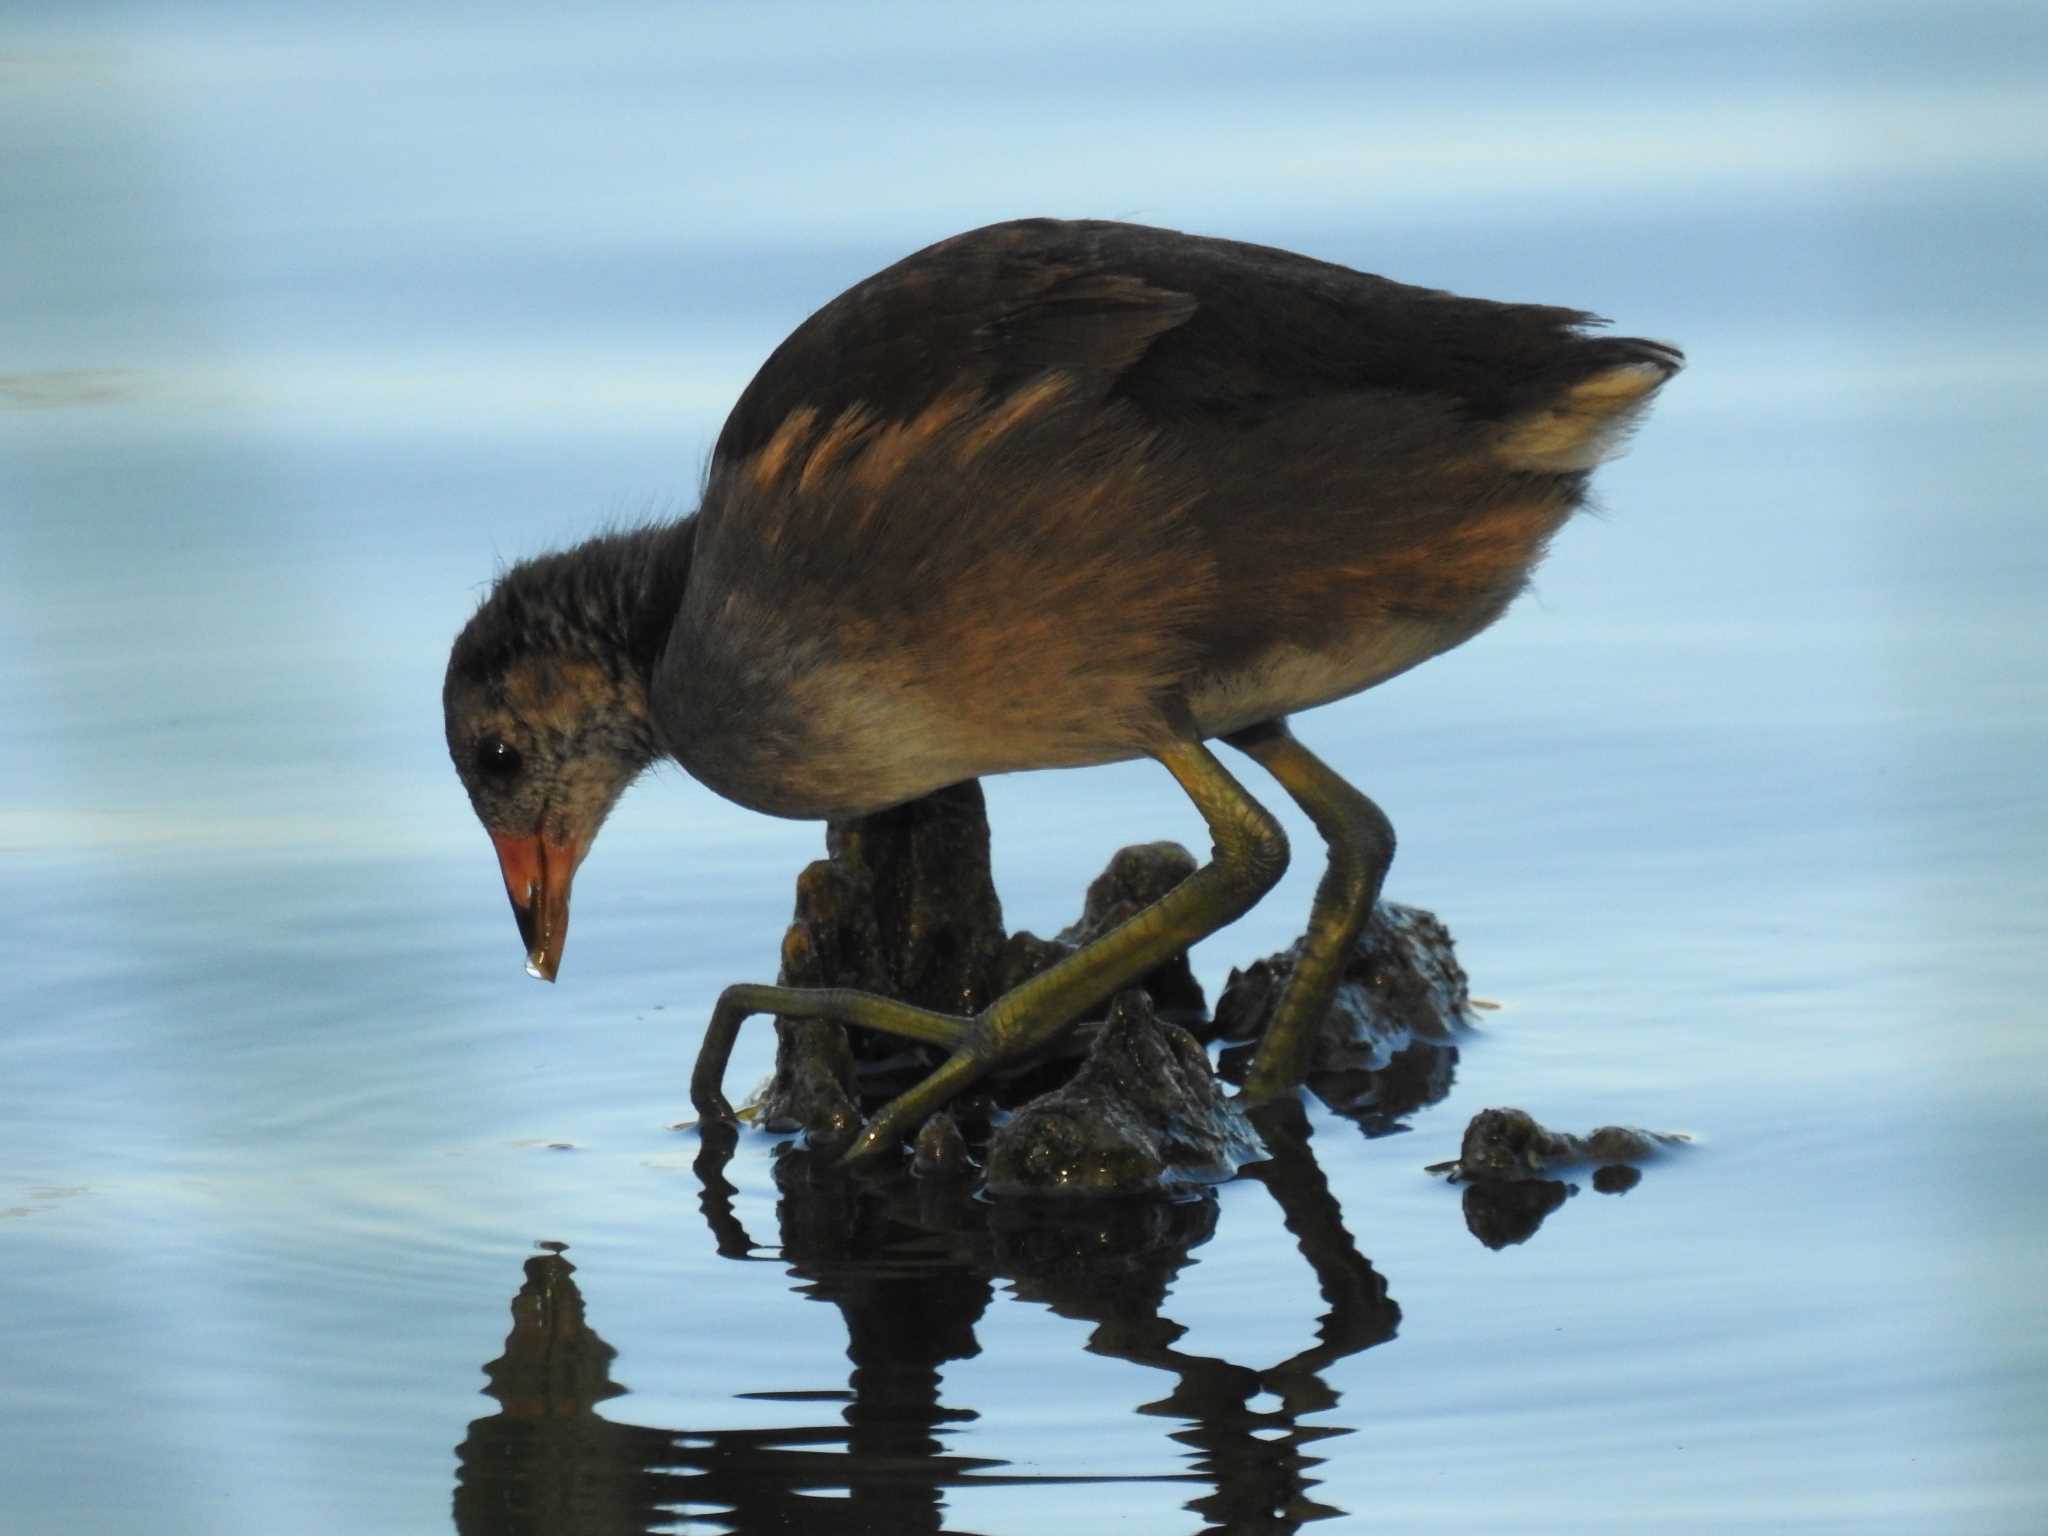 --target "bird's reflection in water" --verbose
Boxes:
[1005,1101,1401,1534]
[453,1103,1395,1536]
